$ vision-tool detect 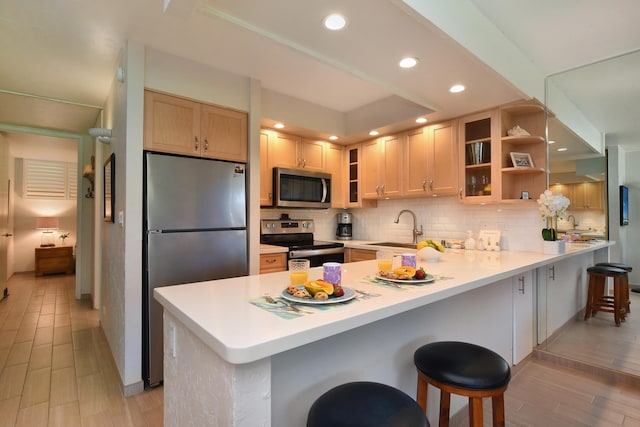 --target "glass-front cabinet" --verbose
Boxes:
[459,100,546,204]
[459,110,497,203]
